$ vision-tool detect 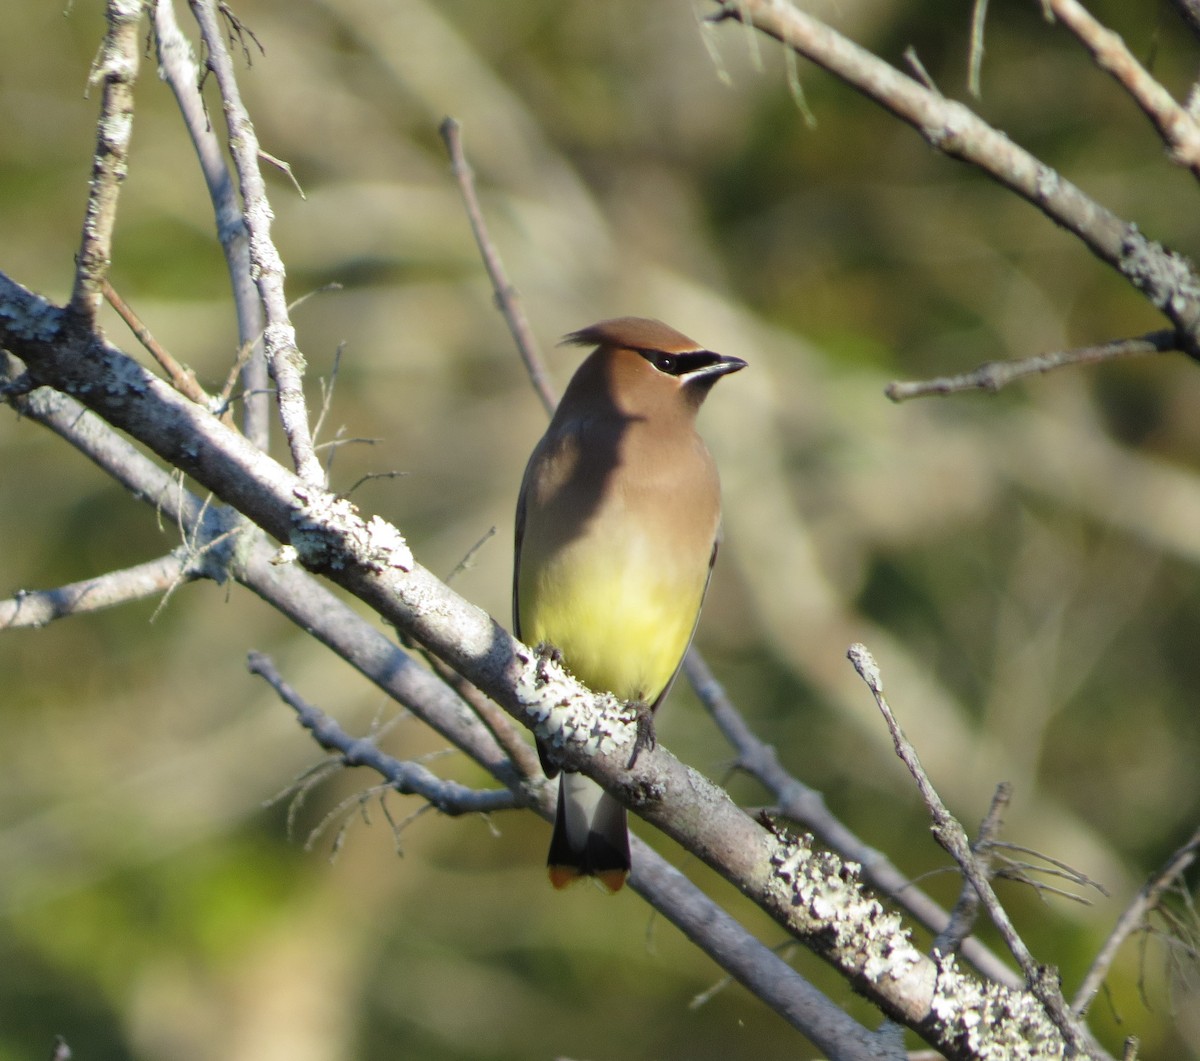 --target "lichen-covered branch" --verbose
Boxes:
[2,309,886,1060]
[848,644,1097,1056]
[0,269,1104,1059]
